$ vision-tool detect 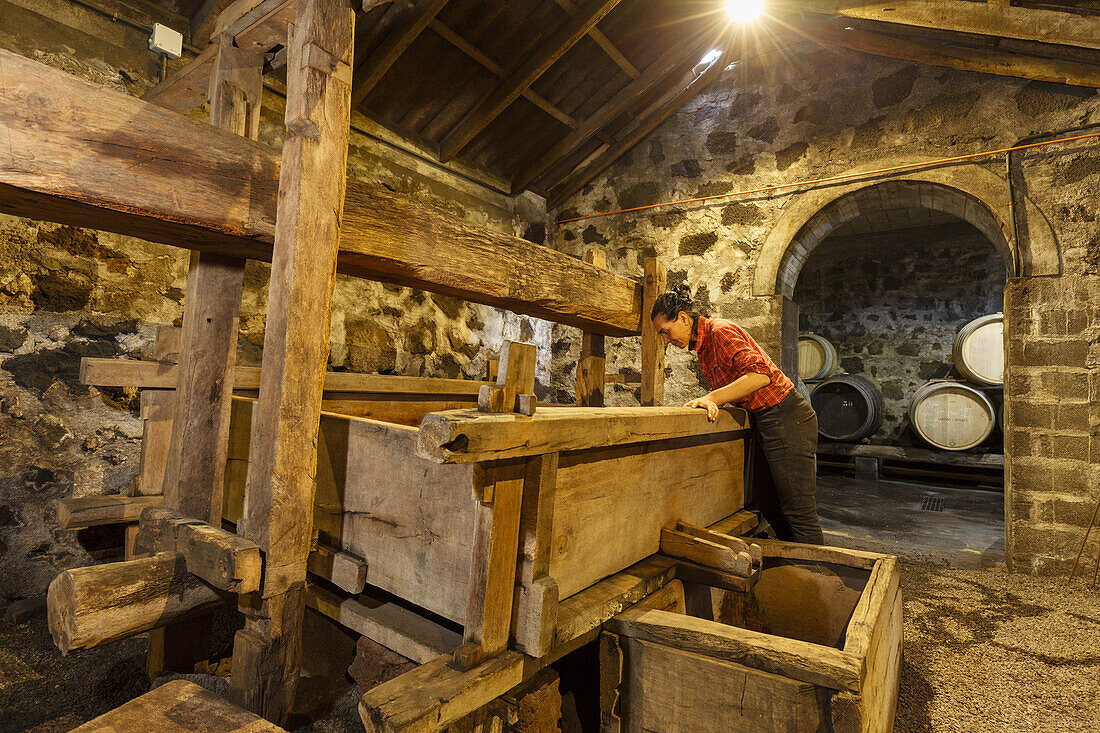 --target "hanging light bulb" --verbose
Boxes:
[725,0,765,23]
